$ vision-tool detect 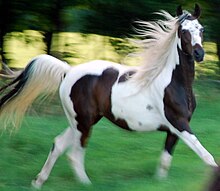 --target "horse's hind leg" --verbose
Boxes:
[66,118,100,184]
[32,127,75,189]
[67,146,90,184]
[66,128,91,184]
